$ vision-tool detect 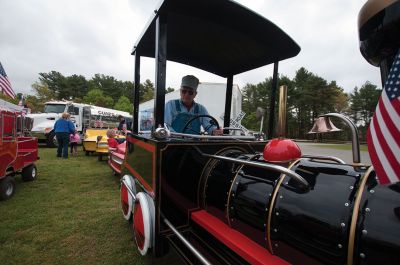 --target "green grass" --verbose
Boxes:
[313,144,369,152]
[0,147,149,265]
